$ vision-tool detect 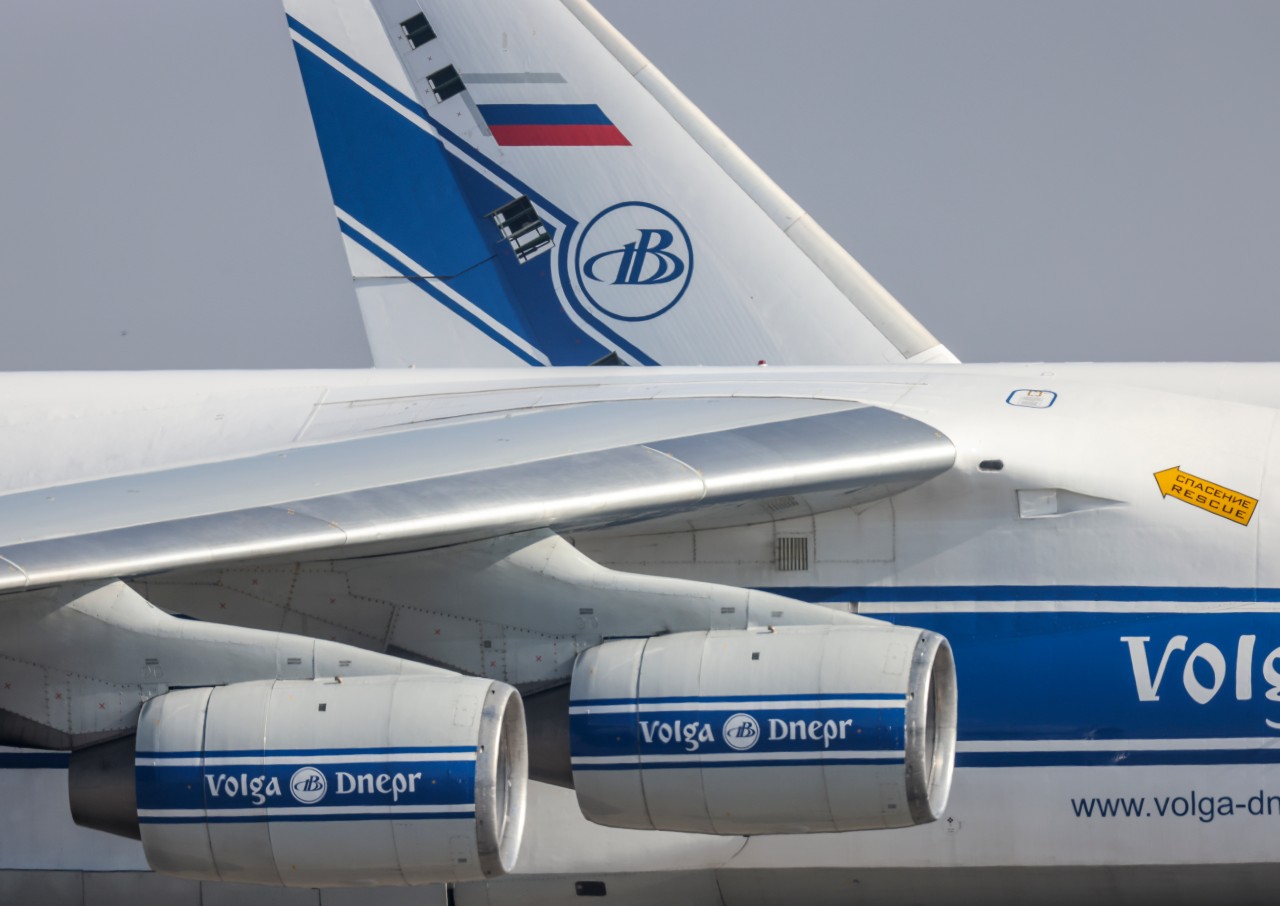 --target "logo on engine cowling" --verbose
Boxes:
[722,713,761,751]
[289,766,328,804]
